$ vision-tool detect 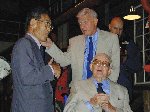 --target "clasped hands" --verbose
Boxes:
[90,93,116,112]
